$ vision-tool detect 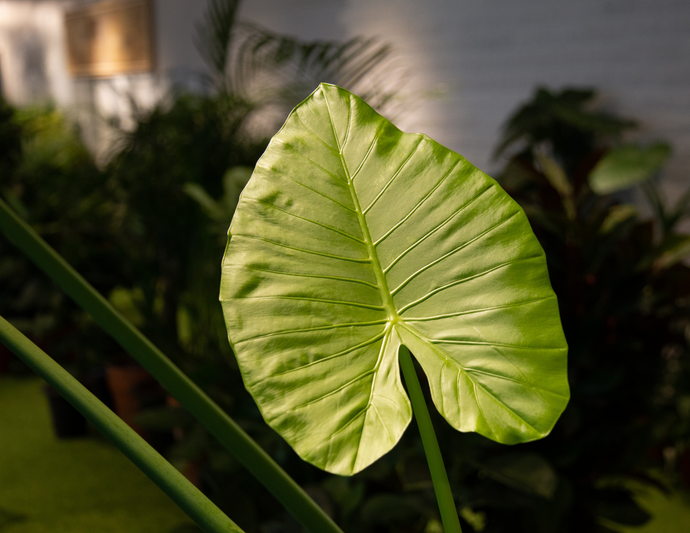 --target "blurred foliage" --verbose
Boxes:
[0,100,123,374]
[0,1,410,530]
[4,1,690,530]
[197,0,402,122]
[104,92,264,368]
[134,88,690,533]
[478,86,690,532]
